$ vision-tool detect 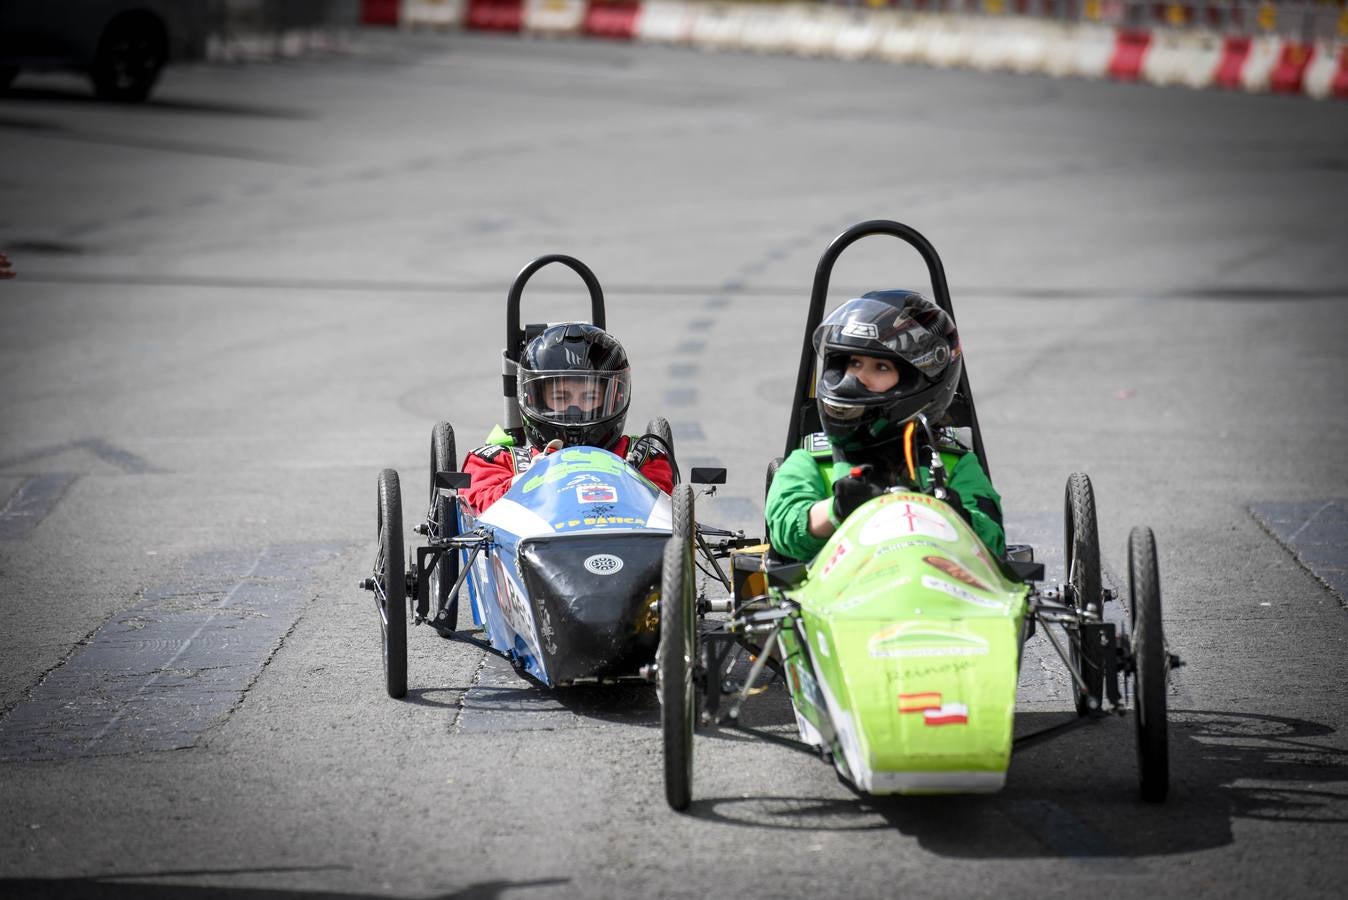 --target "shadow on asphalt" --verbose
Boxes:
[0,84,312,119]
[0,875,567,899]
[682,709,1348,859]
